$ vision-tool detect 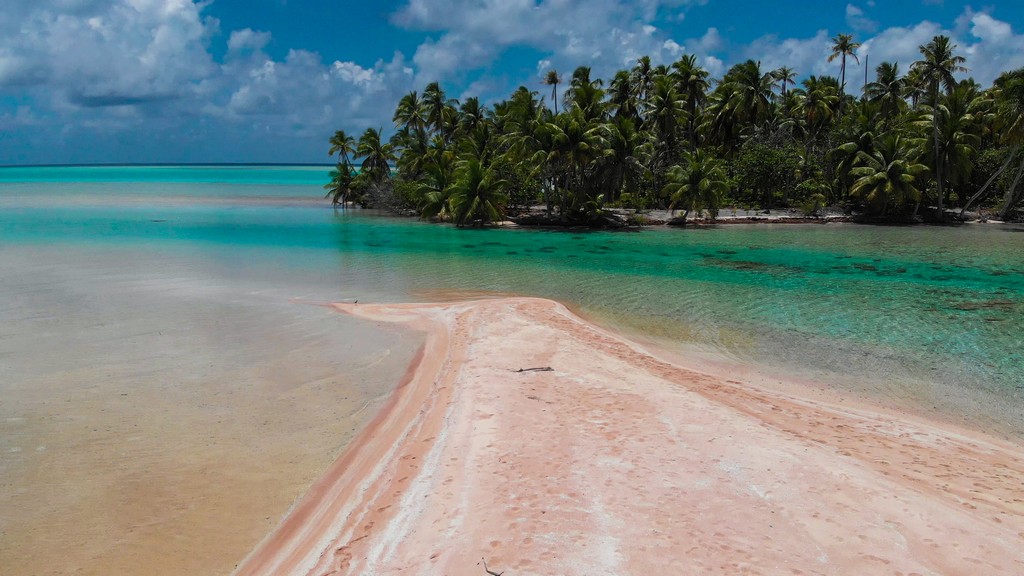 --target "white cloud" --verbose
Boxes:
[393,0,709,83]
[0,0,417,161]
[845,4,878,33]
[228,28,271,53]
